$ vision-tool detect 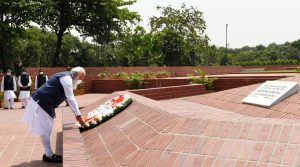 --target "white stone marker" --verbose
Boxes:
[242,81,300,108]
